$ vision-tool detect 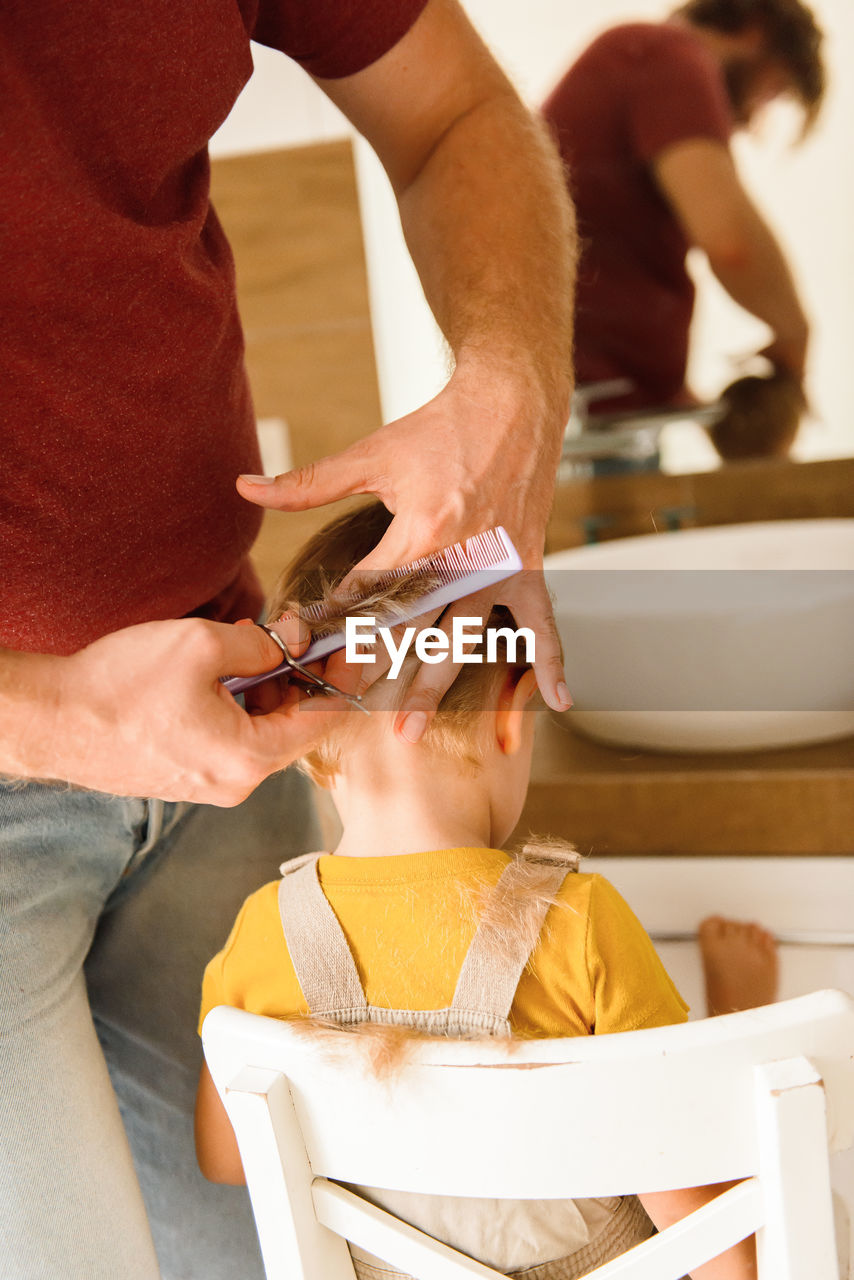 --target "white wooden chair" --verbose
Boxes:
[202,990,854,1280]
